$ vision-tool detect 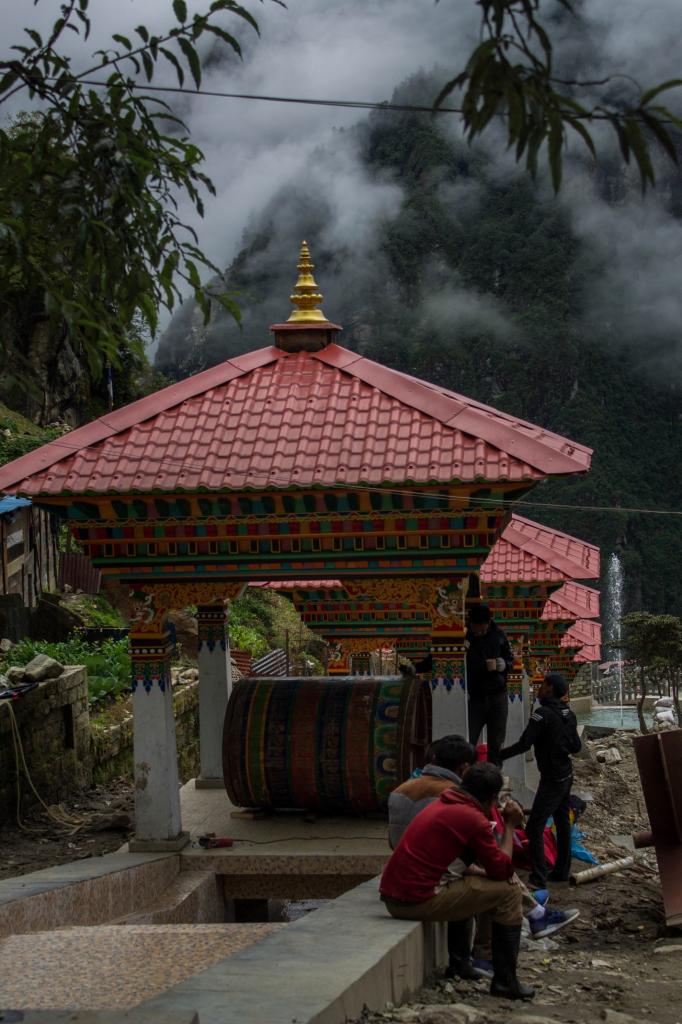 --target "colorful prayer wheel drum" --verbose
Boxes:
[223,675,432,813]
